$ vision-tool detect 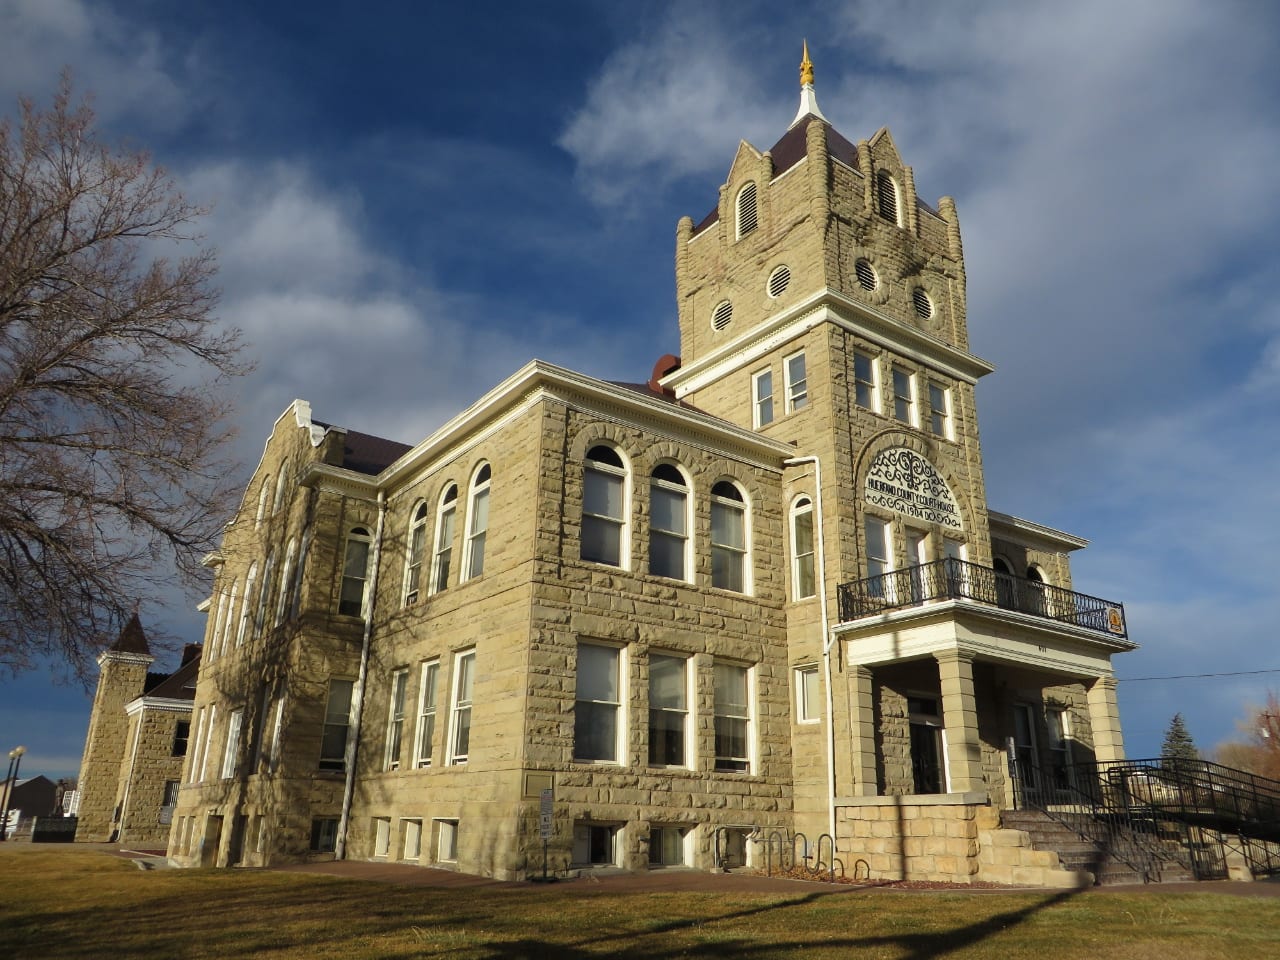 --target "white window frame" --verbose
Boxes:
[384,668,409,771]
[446,649,475,765]
[865,516,892,600]
[430,484,458,594]
[928,381,952,439]
[290,526,311,620]
[274,539,297,627]
[752,368,774,428]
[255,477,270,527]
[710,480,749,594]
[266,695,285,774]
[574,642,624,764]
[647,653,690,768]
[373,817,391,859]
[319,679,354,773]
[199,705,217,782]
[218,579,237,657]
[581,445,629,569]
[236,563,257,648]
[648,464,690,582]
[795,665,821,724]
[435,818,459,863]
[713,661,753,773]
[790,496,816,600]
[253,550,276,640]
[220,709,243,780]
[853,351,879,412]
[572,820,622,868]
[402,819,423,861]
[648,824,690,867]
[273,465,290,515]
[414,659,440,768]
[404,501,429,605]
[209,582,228,663]
[784,350,808,413]
[338,527,372,618]
[462,463,490,582]
[188,707,206,783]
[892,367,916,426]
